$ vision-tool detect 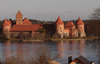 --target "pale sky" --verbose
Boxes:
[0,0,100,21]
